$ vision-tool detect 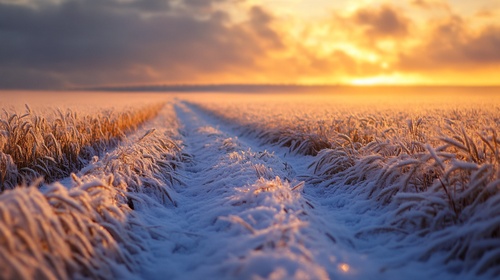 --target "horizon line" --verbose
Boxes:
[80,83,500,91]
[2,83,500,92]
